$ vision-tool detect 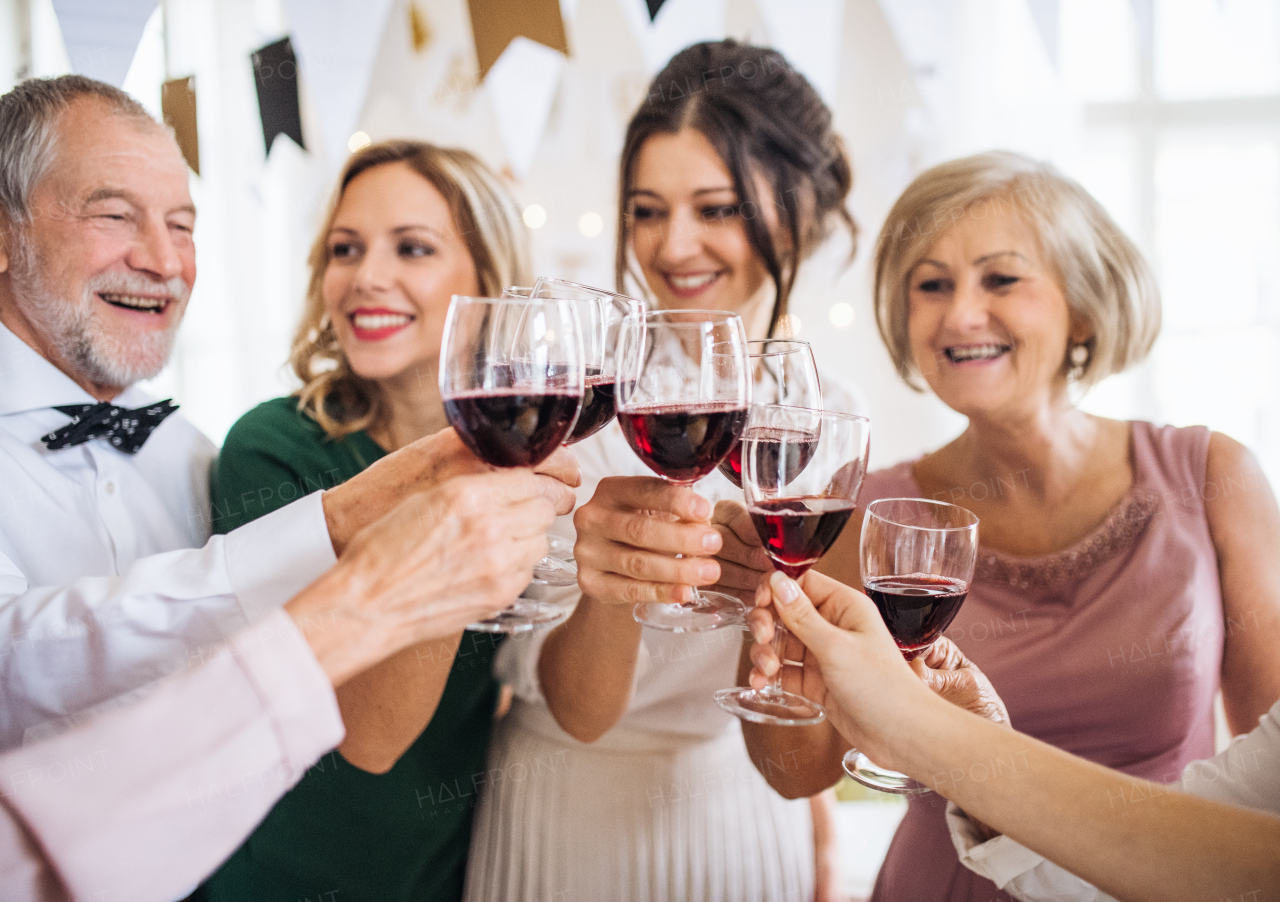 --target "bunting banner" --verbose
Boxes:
[467,0,568,80]
[410,1,432,54]
[161,76,199,175]
[486,36,565,178]
[50,0,157,88]
[281,0,396,165]
[645,0,667,21]
[877,0,955,115]
[251,37,306,156]
[1025,0,1060,70]
[617,0,726,74]
[757,0,844,105]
